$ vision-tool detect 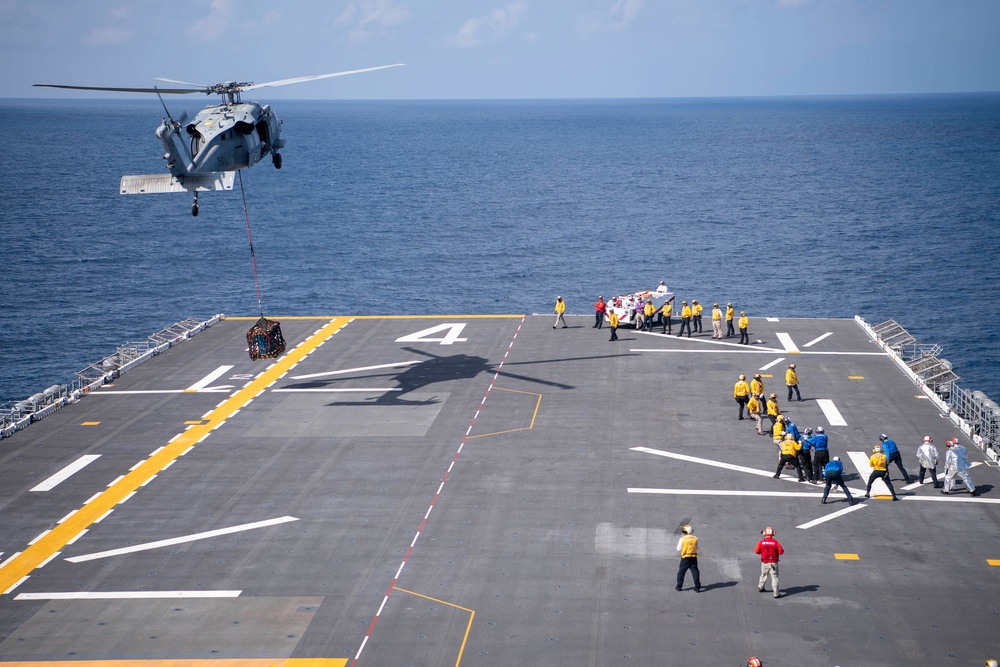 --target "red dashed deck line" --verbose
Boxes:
[351,317,525,667]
